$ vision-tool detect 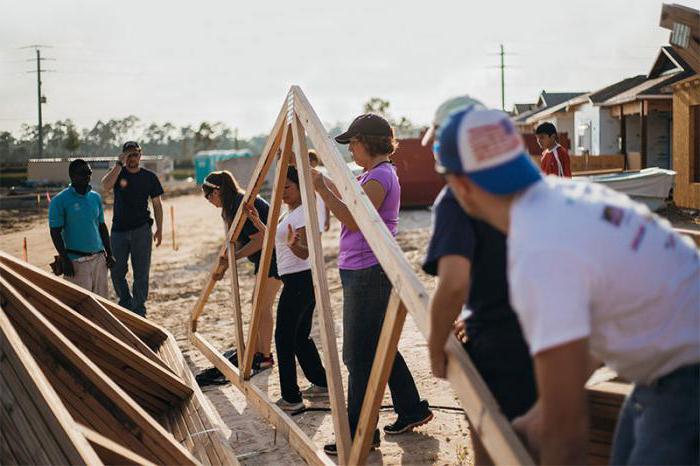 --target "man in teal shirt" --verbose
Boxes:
[49,159,115,296]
